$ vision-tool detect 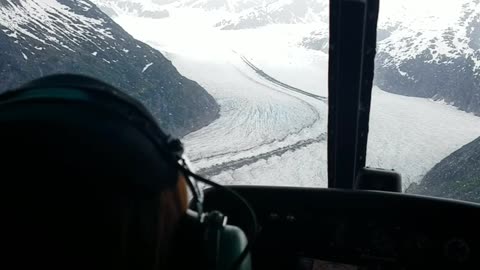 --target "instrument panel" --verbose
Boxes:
[203,186,480,270]
[297,258,358,270]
